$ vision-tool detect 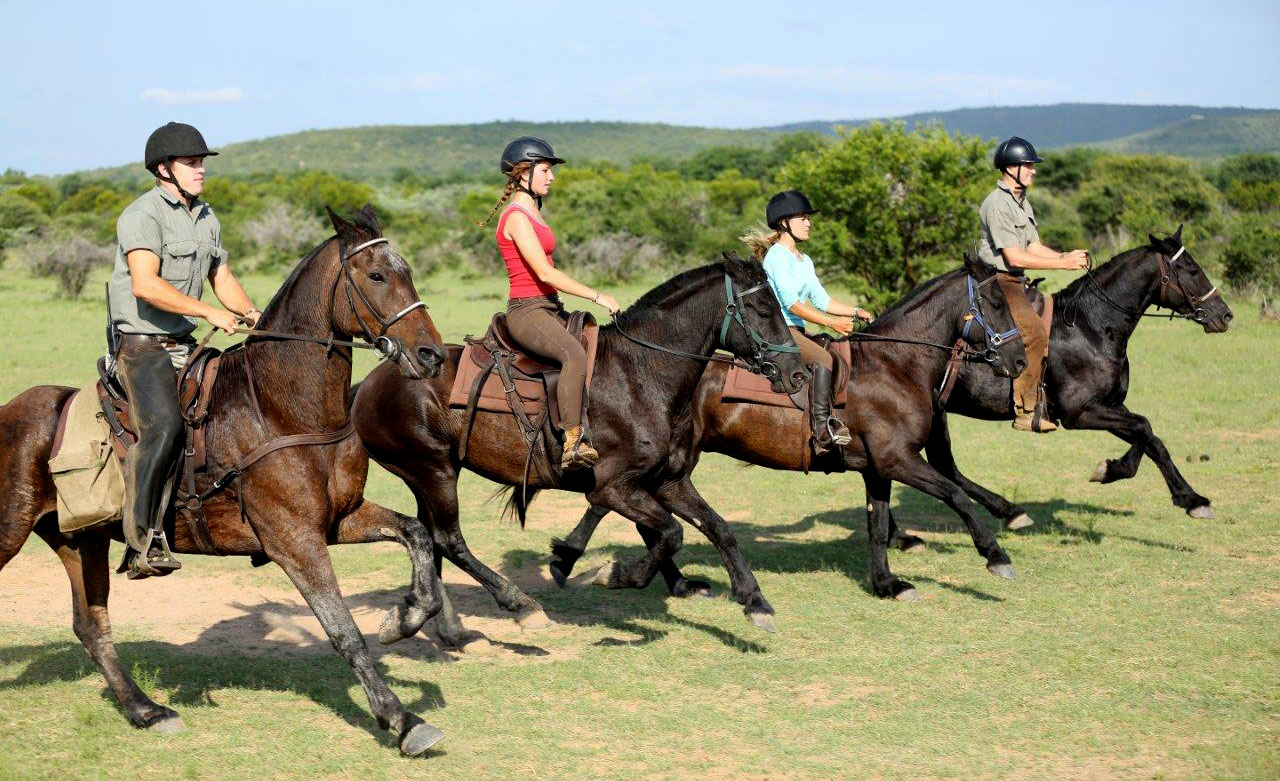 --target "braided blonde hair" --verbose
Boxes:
[477,162,533,227]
